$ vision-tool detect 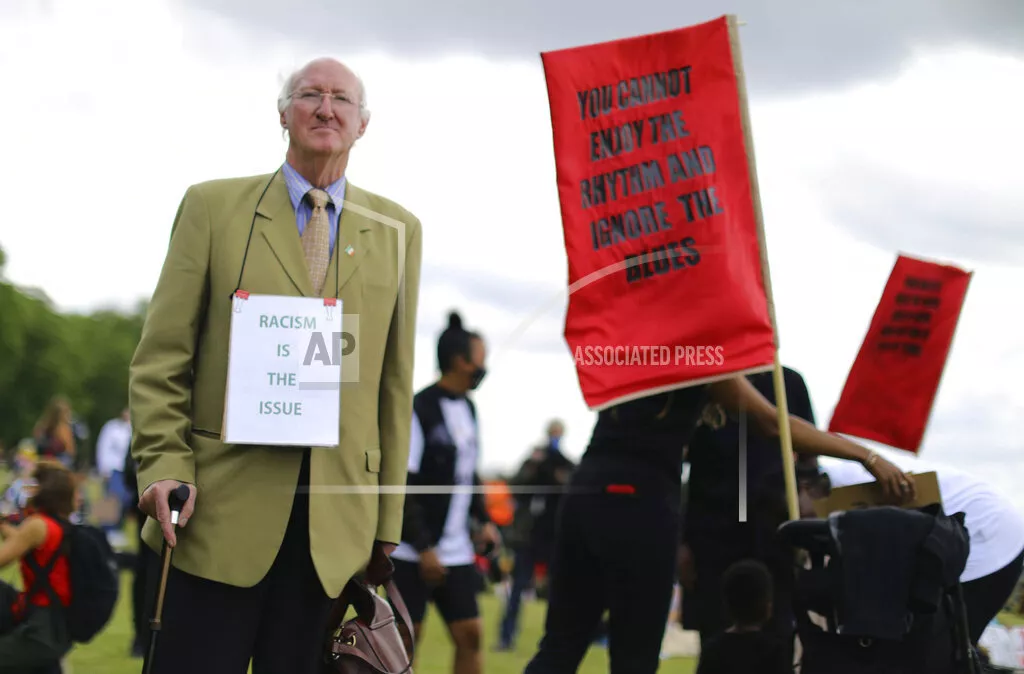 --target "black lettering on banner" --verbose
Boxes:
[576,67,694,121]
[617,67,693,112]
[577,86,615,121]
[590,119,646,162]
[667,146,716,183]
[580,160,665,210]
[647,109,690,144]
[625,236,701,284]
[676,187,725,223]
[876,276,944,357]
[571,63,736,290]
[590,203,673,251]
